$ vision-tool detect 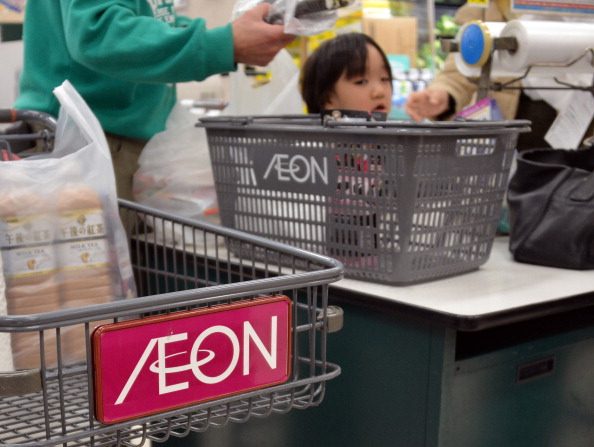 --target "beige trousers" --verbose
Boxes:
[105,133,146,201]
